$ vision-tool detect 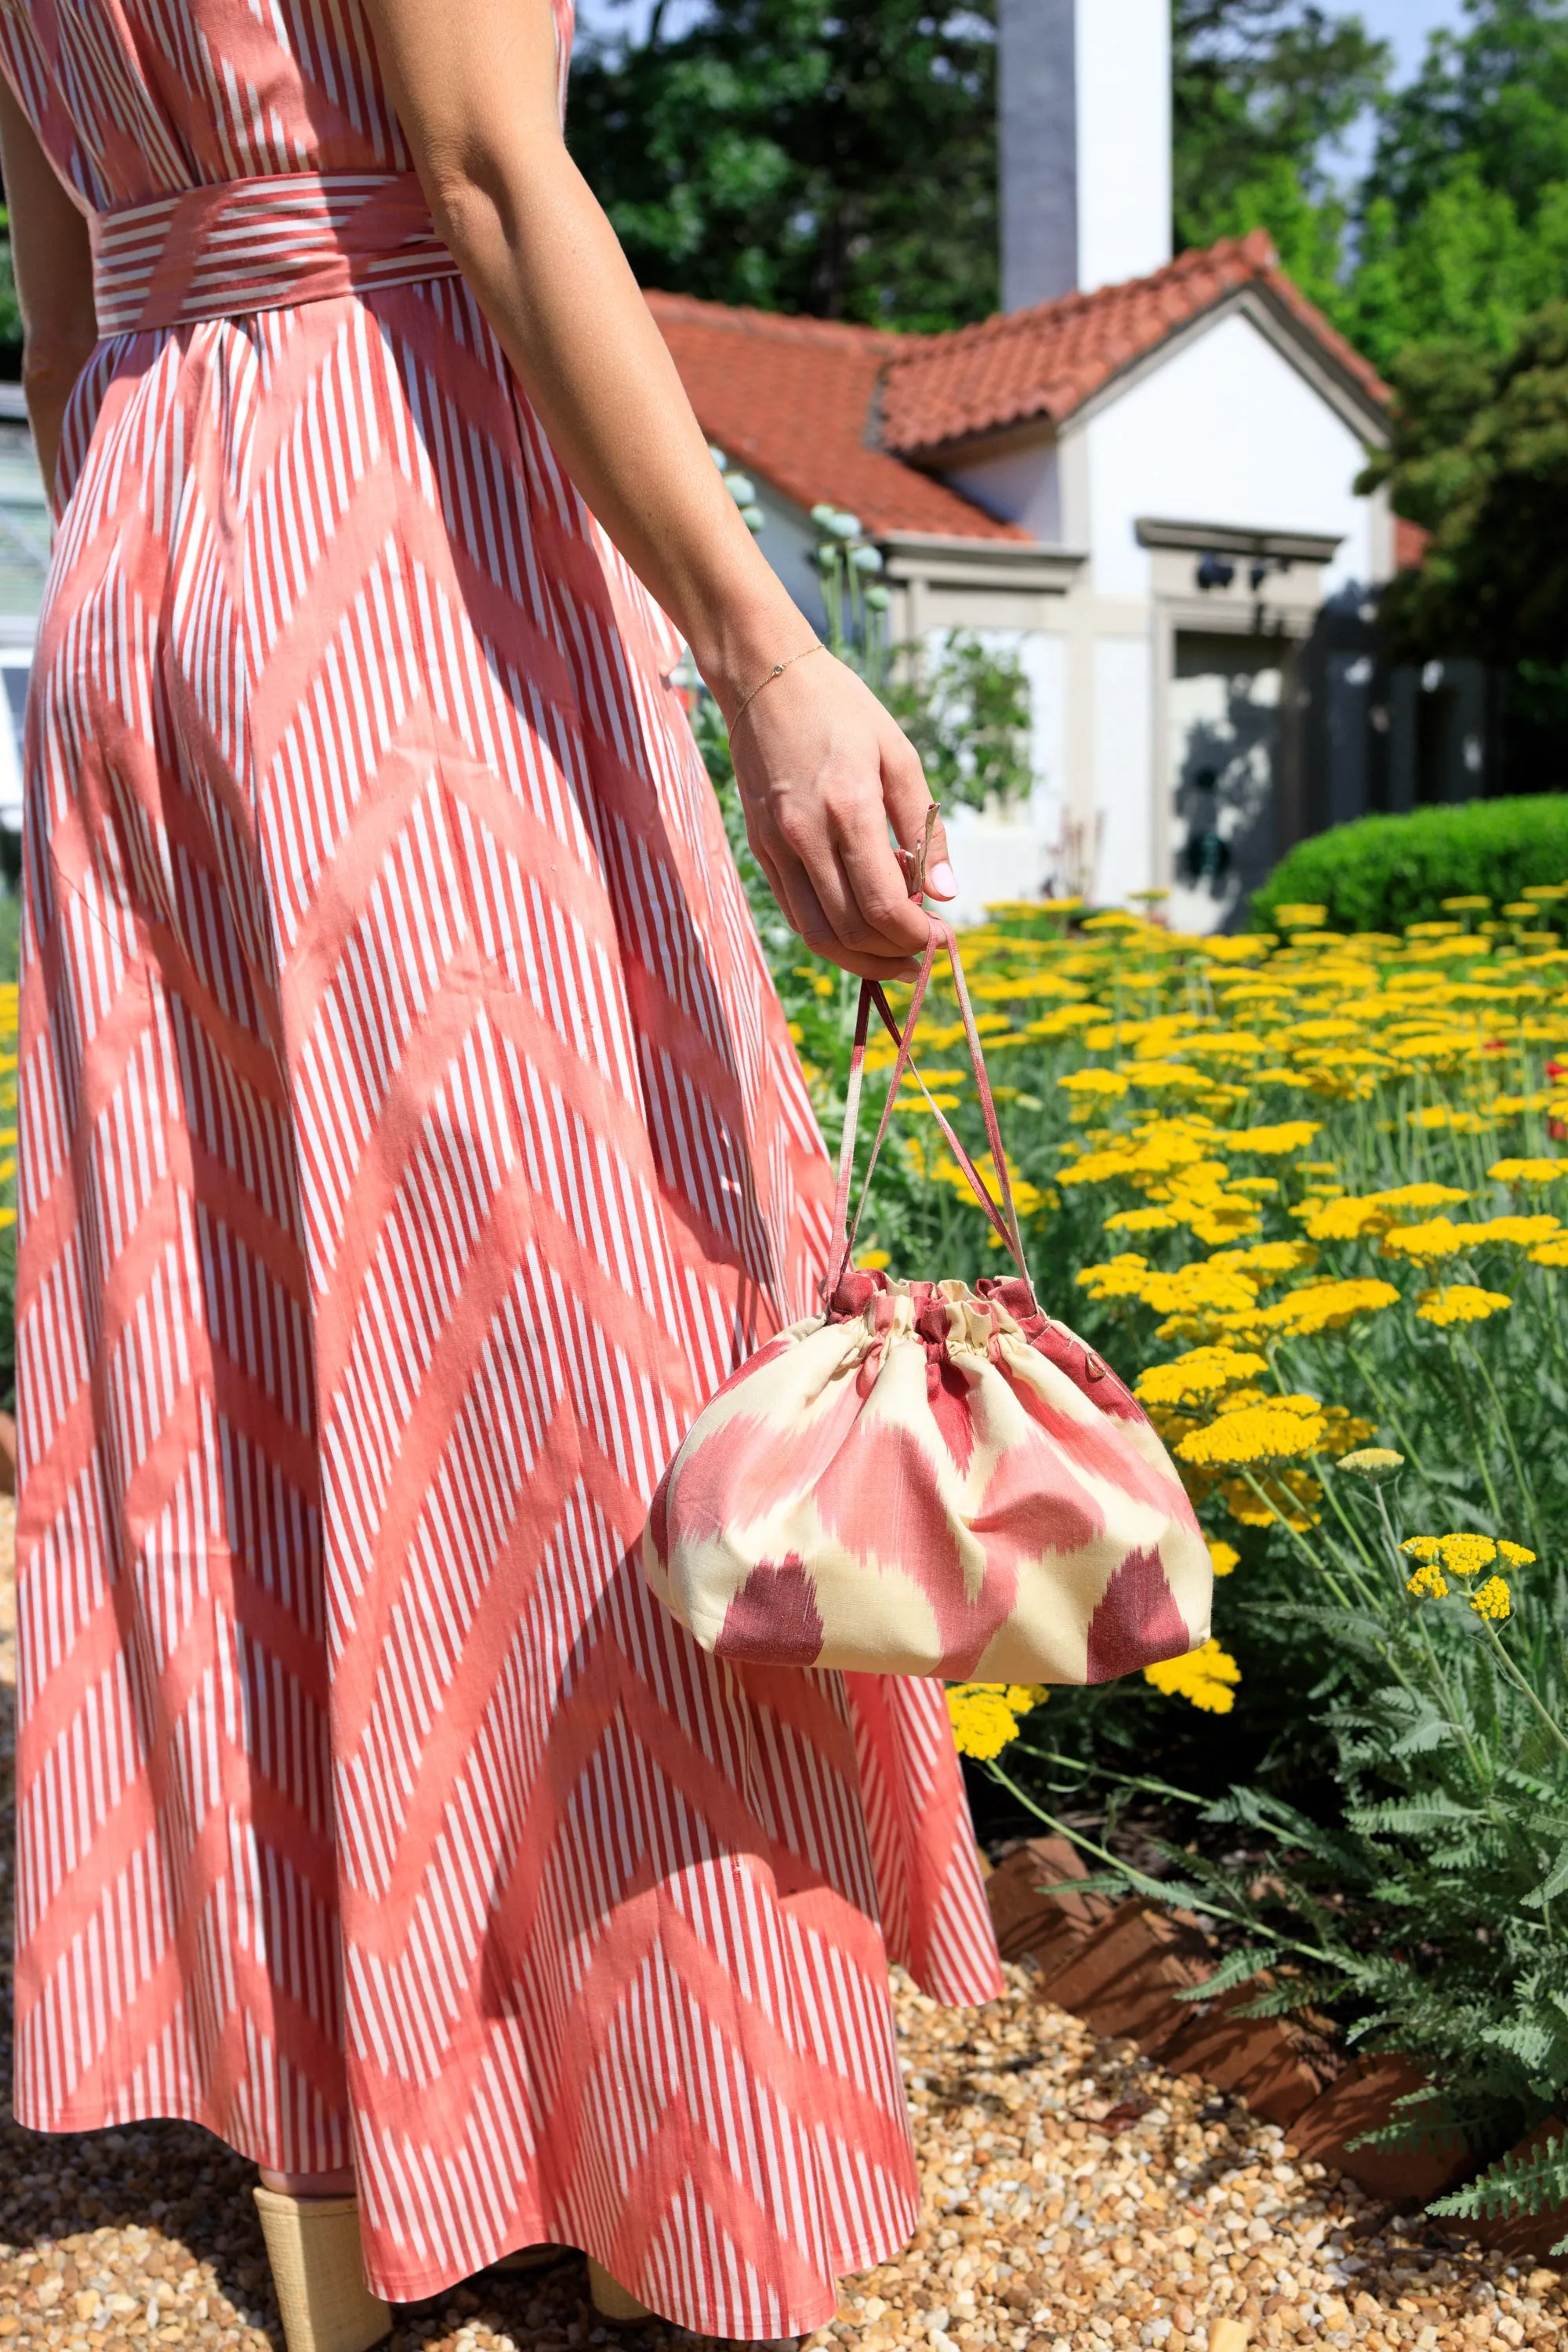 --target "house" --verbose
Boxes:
[652,0,1399,927]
